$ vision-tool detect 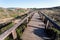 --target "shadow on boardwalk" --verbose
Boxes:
[30,26,51,40]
